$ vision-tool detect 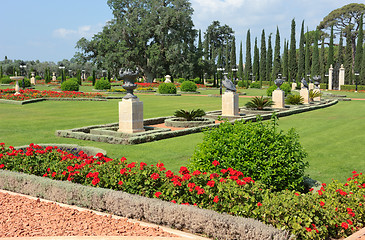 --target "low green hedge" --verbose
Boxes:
[340,85,365,91]
[158,82,177,94]
[95,79,111,90]
[61,79,79,91]
[180,81,197,92]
